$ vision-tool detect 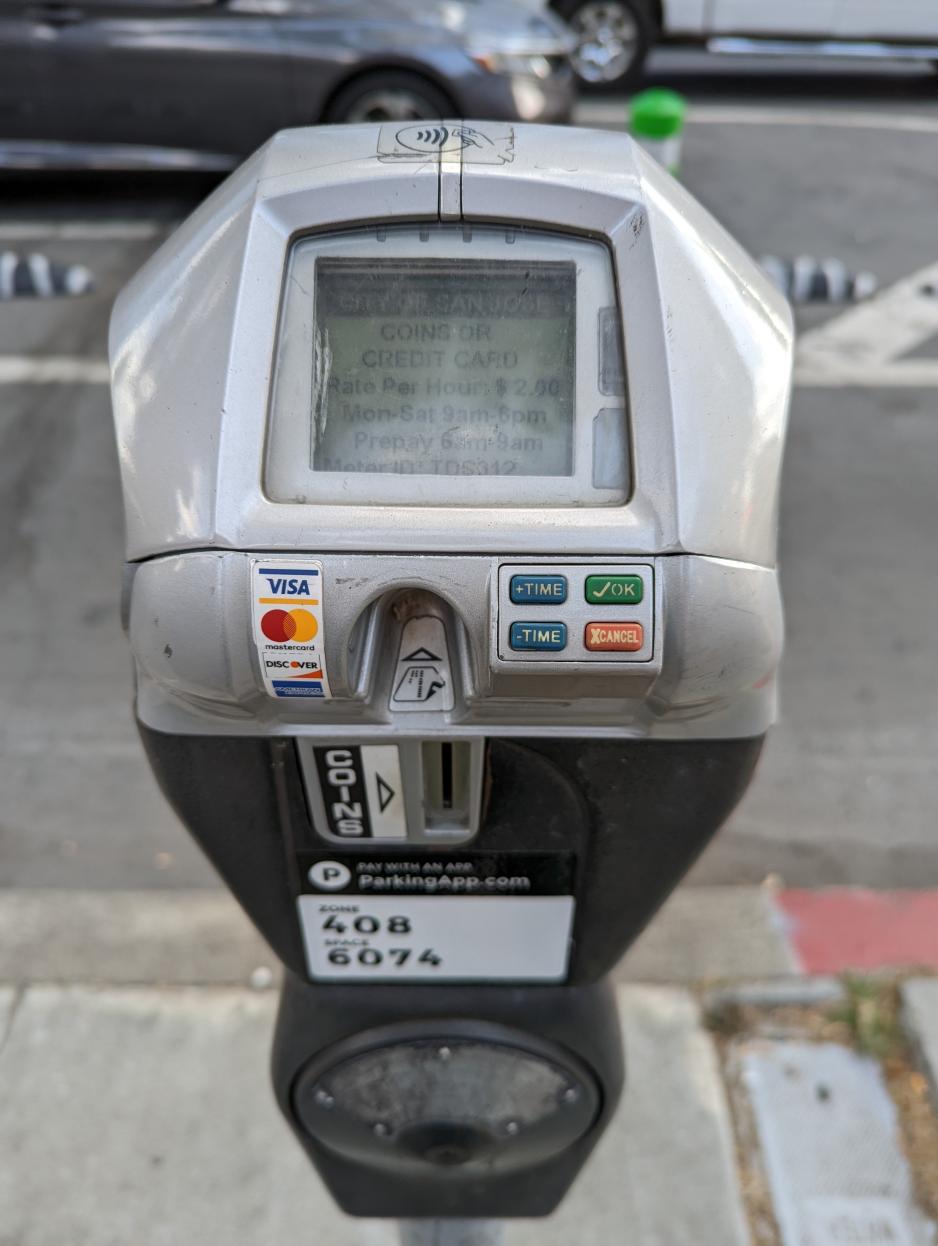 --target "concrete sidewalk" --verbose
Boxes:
[0,887,766,1245]
[0,983,748,1246]
[2,888,938,1246]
